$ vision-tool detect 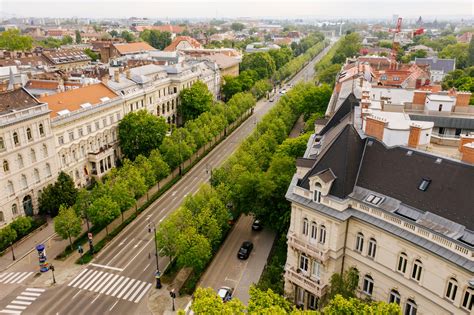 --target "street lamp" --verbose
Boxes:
[170,289,176,311]
[49,264,56,284]
[205,163,213,184]
[10,242,15,261]
[148,219,161,289]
